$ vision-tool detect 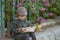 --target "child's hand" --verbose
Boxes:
[21,28,26,32]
